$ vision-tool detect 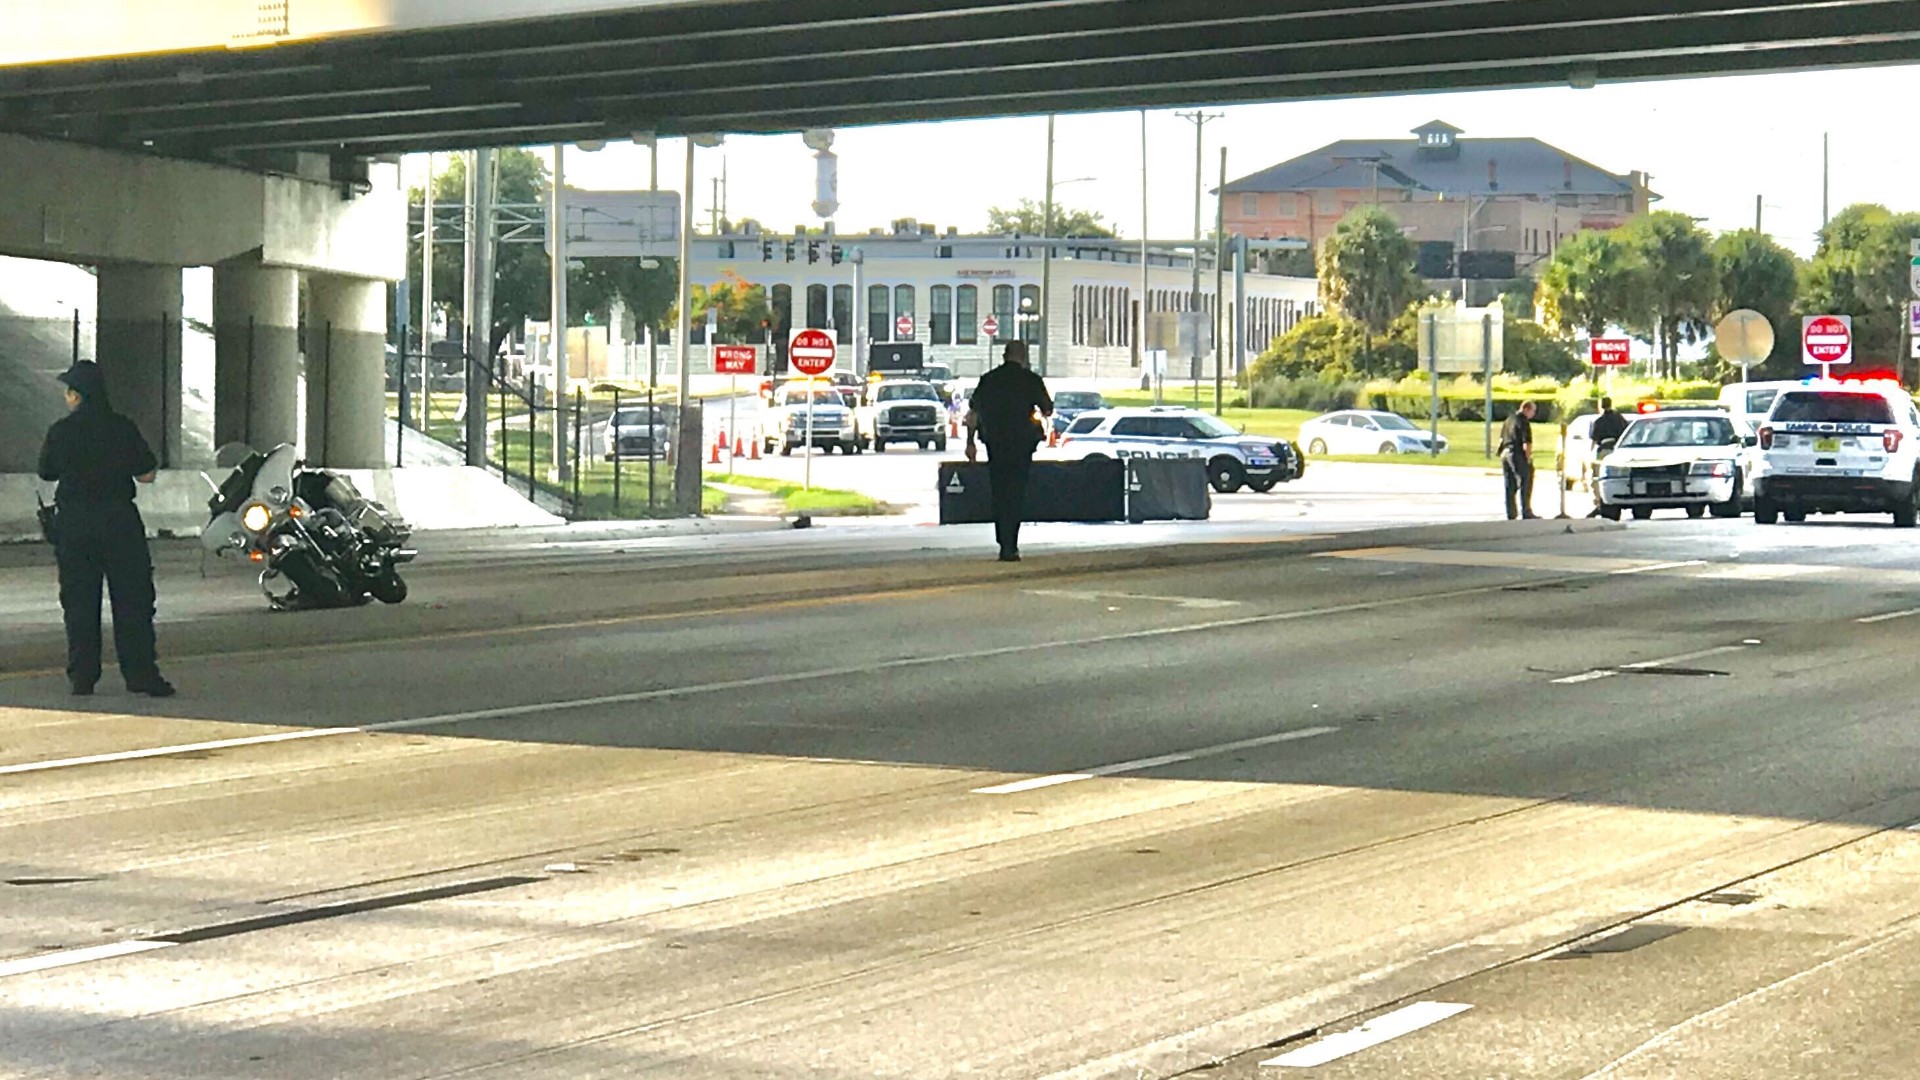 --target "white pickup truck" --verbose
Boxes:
[760,381,863,456]
[861,379,948,452]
